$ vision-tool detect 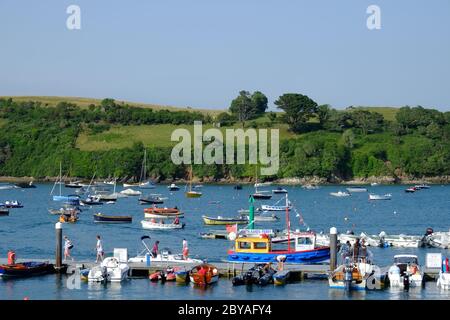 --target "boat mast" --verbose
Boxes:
[59,161,62,196]
[286,193,291,252]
